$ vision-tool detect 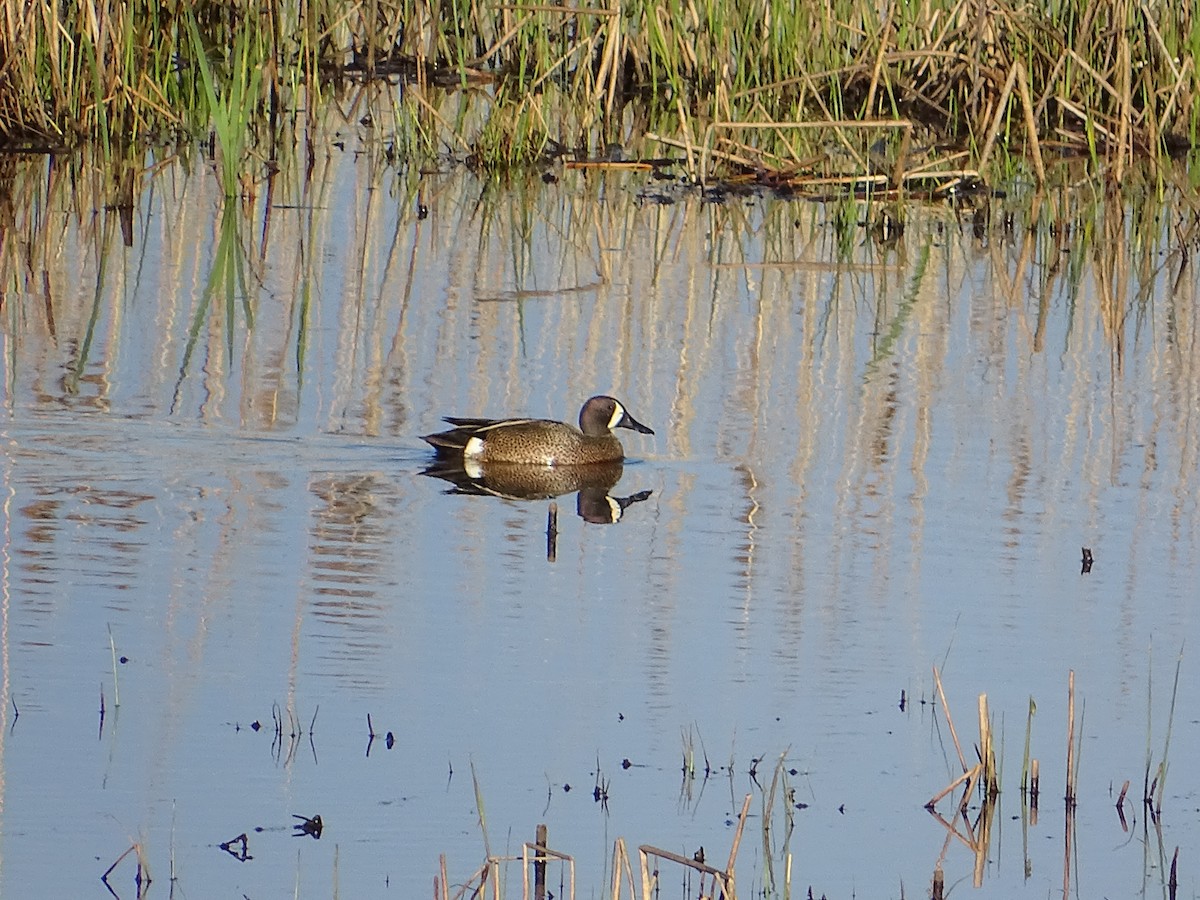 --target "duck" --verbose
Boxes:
[422,395,654,466]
